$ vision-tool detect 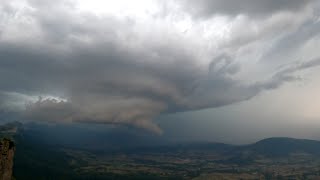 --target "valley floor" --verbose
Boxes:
[63,149,320,179]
